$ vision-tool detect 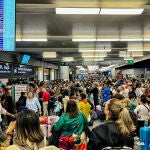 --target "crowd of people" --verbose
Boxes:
[0,76,150,150]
